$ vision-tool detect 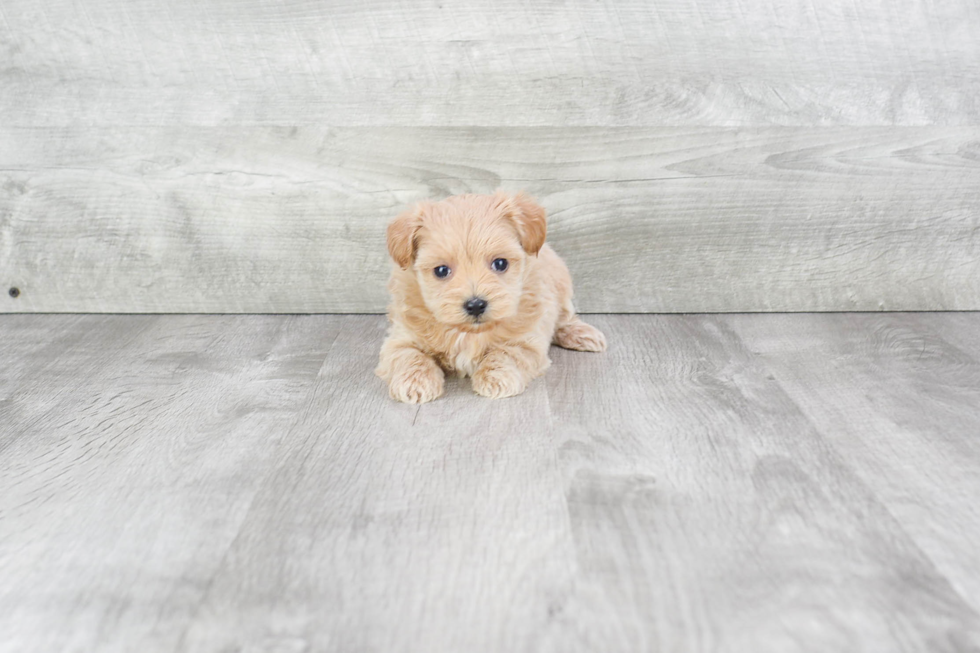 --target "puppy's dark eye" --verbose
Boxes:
[434,265,451,278]
[492,258,508,272]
